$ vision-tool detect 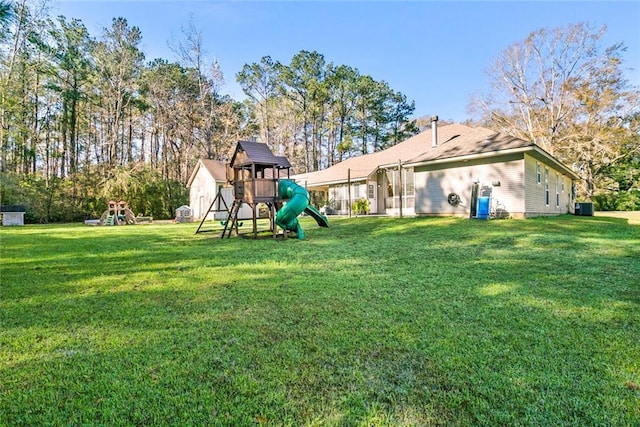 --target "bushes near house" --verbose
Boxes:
[351,197,370,215]
[593,189,640,211]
